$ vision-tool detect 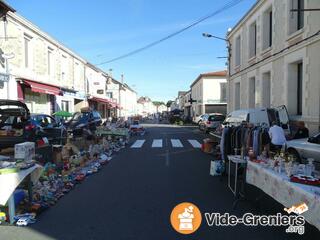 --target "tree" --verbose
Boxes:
[152,101,165,106]
[166,100,173,108]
